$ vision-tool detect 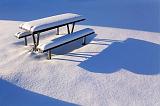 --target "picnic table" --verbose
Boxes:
[17,13,85,49]
[15,13,95,59]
